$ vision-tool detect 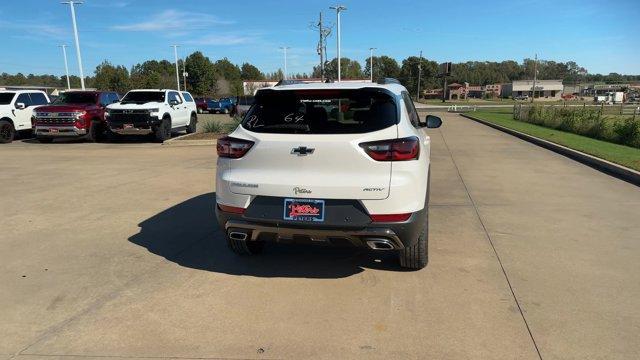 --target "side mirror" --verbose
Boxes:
[16,102,26,110]
[425,115,442,128]
[169,99,179,106]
